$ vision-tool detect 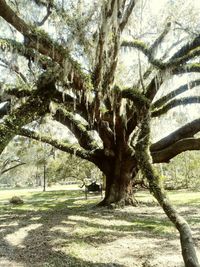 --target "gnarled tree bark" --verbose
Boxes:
[135,112,200,267]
